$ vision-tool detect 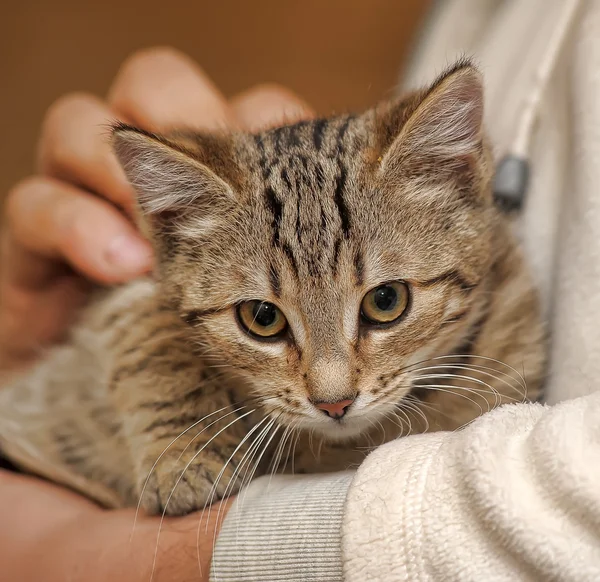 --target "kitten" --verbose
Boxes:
[0,60,545,516]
